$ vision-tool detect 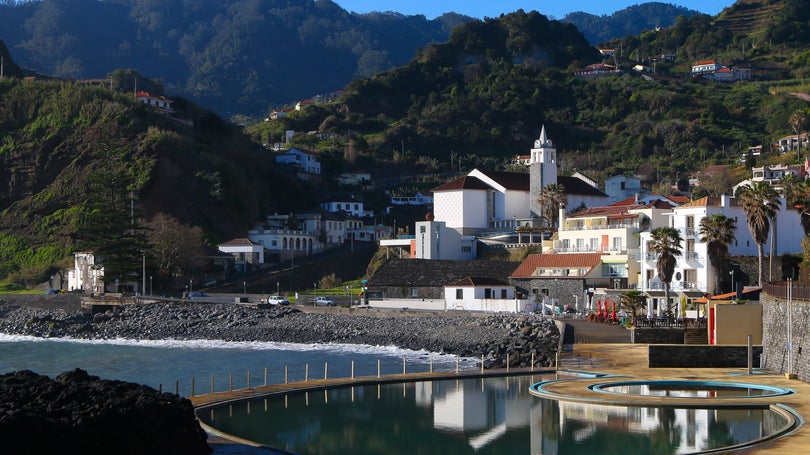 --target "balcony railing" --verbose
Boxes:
[562,222,639,232]
[644,280,706,292]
